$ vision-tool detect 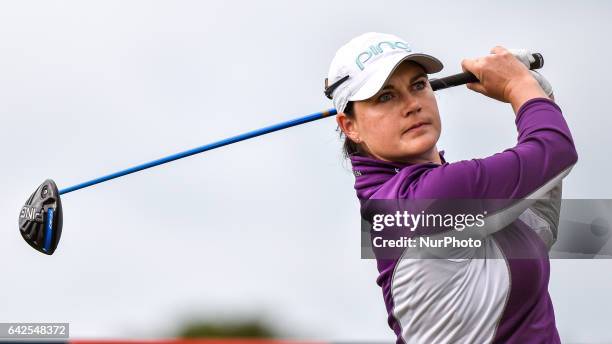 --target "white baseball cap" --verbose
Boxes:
[325,32,443,113]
